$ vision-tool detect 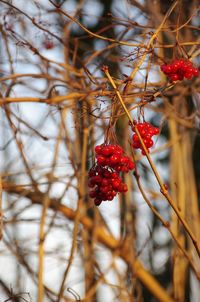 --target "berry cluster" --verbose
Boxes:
[131,122,159,154]
[88,166,128,206]
[43,37,54,50]
[88,144,135,206]
[95,144,134,173]
[161,59,199,82]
